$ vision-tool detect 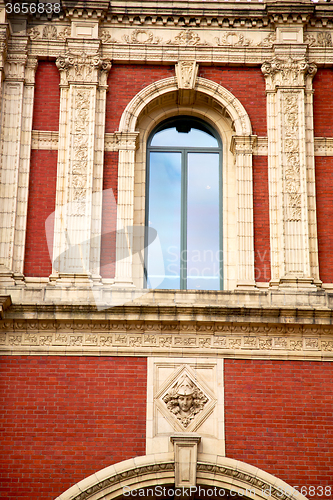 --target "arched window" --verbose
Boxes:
[145,116,223,290]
